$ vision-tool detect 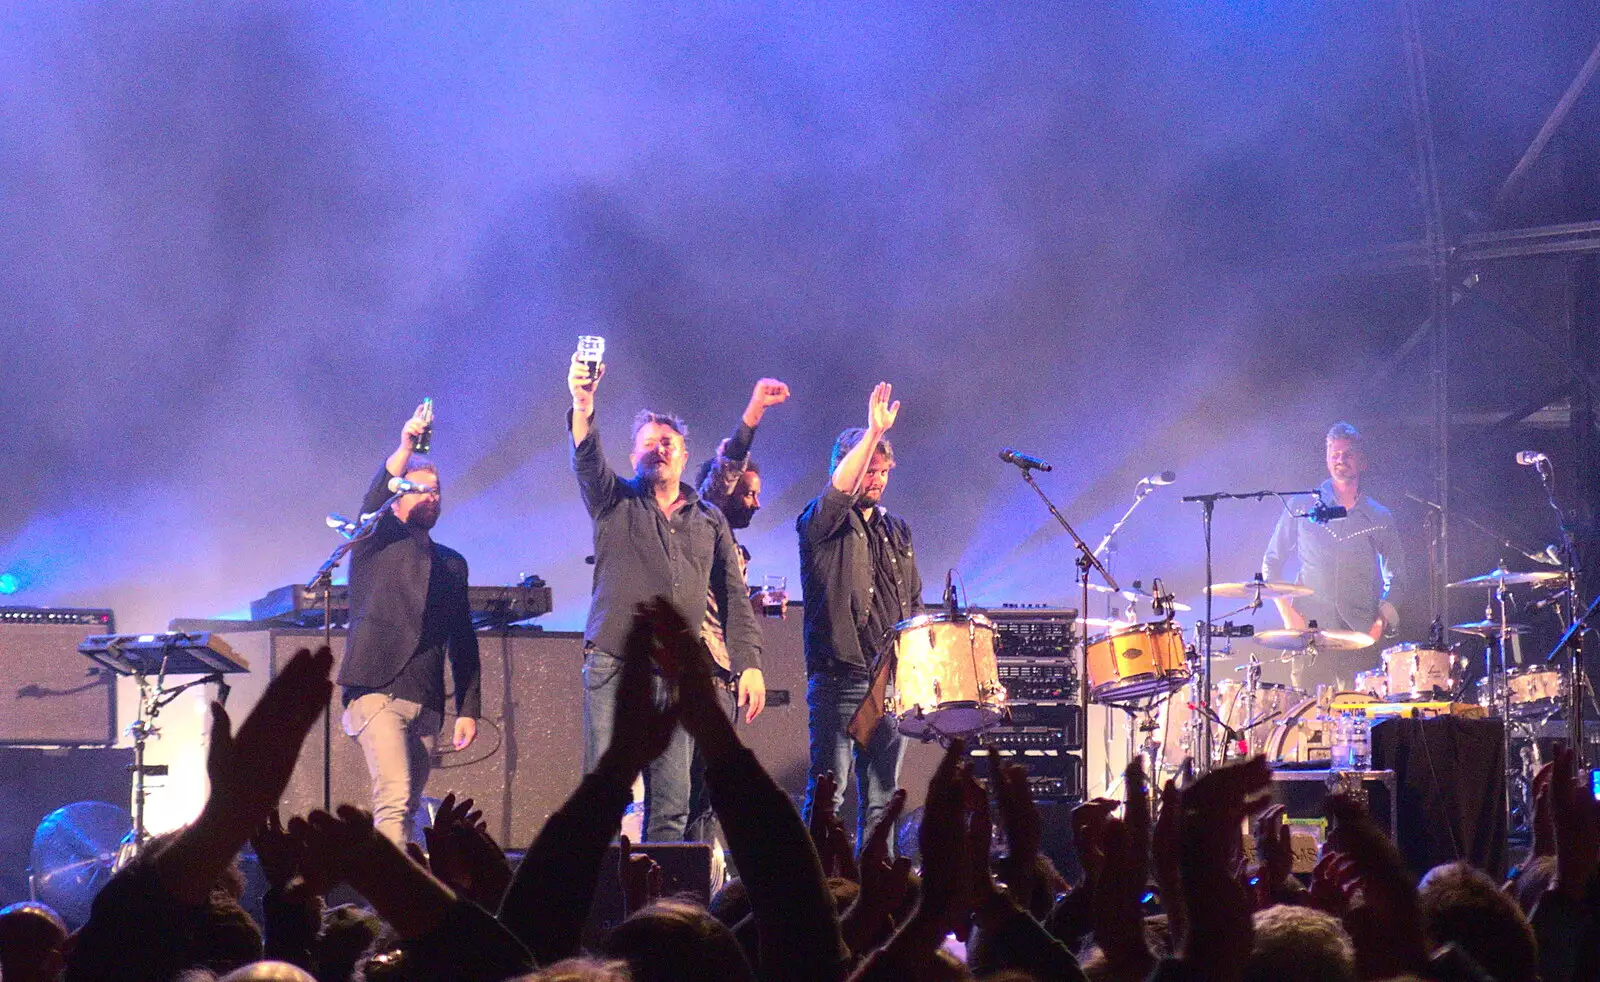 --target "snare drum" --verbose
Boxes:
[888,612,1006,738]
[1382,643,1458,699]
[1085,621,1190,702]
[1480,666,1566,720]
